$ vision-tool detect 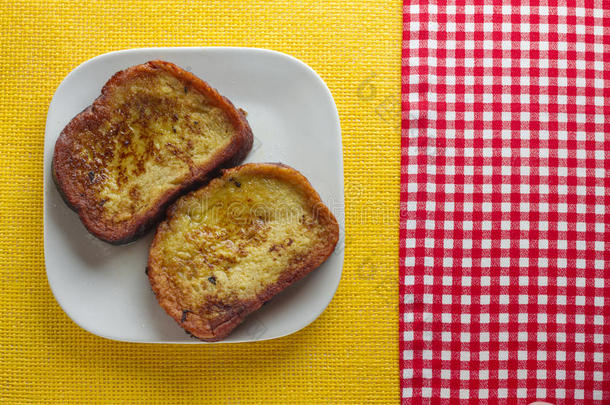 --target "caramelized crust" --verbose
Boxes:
[147,163,340,341]
[52,60,253,244]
